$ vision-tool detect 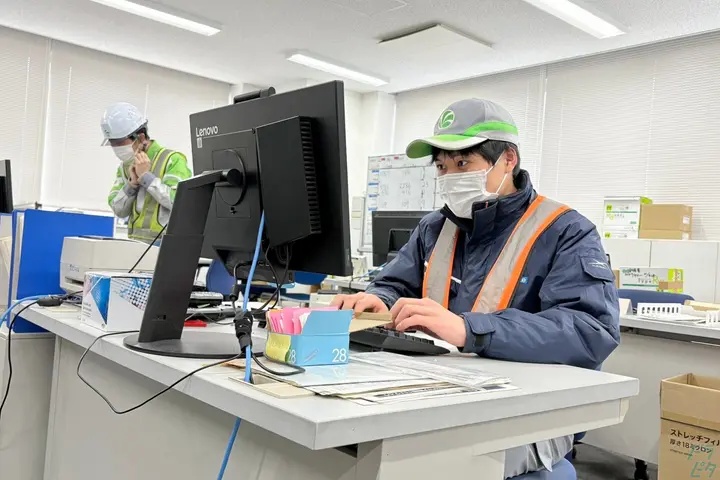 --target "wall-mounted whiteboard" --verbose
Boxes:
[362,154,442,248]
